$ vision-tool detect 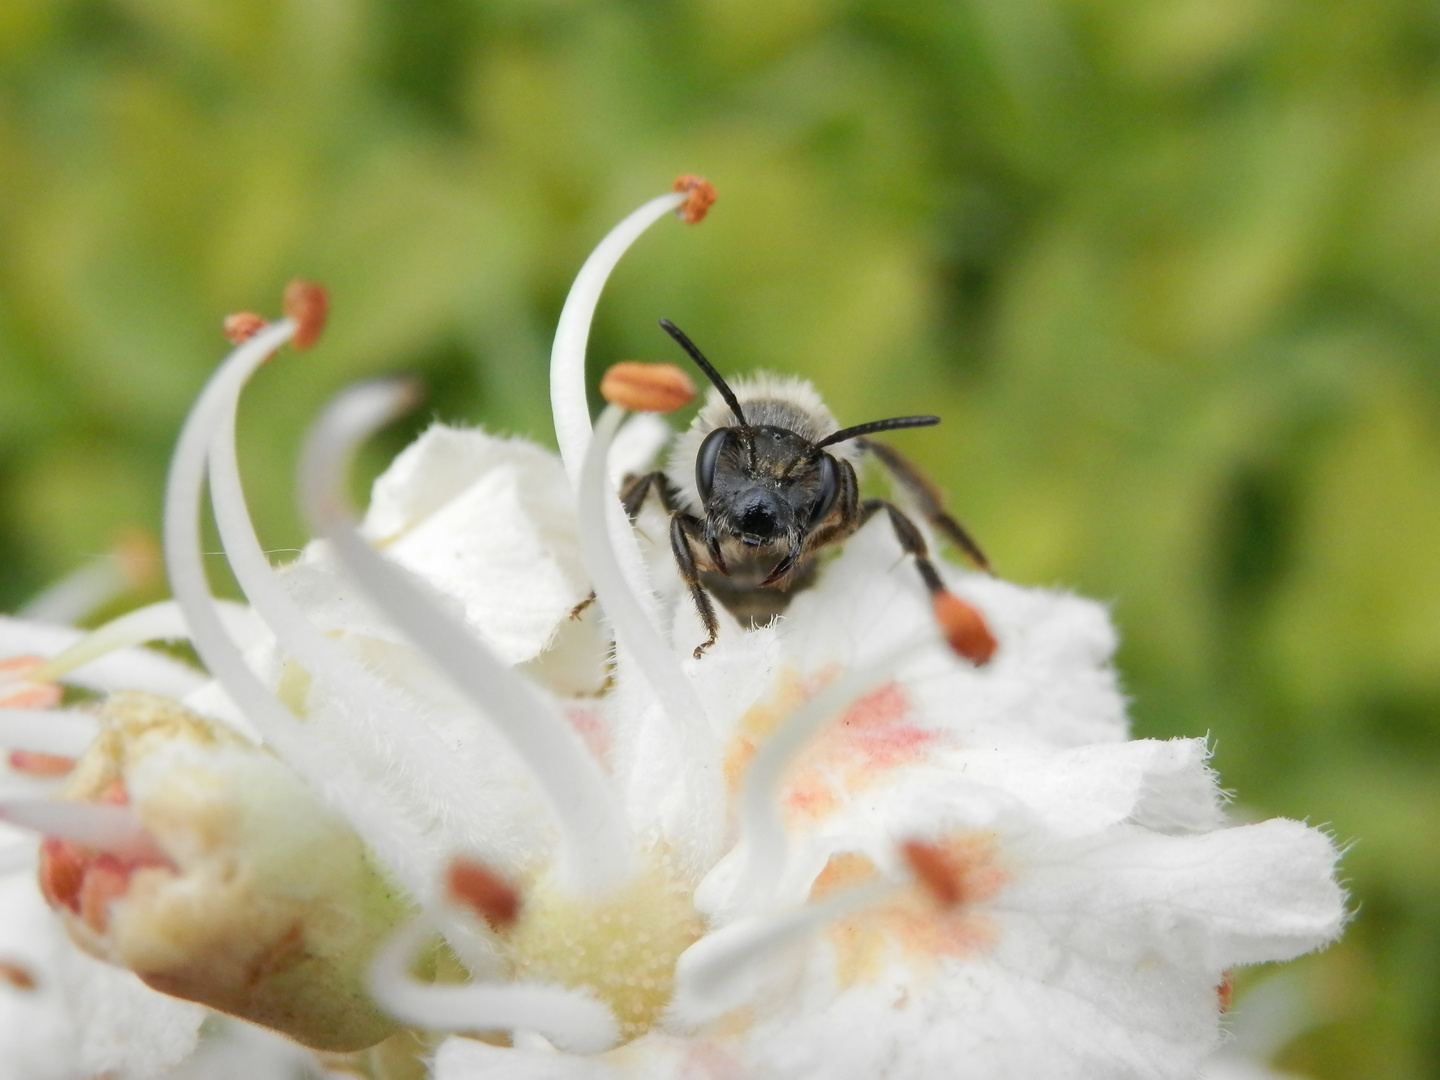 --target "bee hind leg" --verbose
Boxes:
[859,498,951,599]
[857,438,989,572]
[670,512,720,659]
